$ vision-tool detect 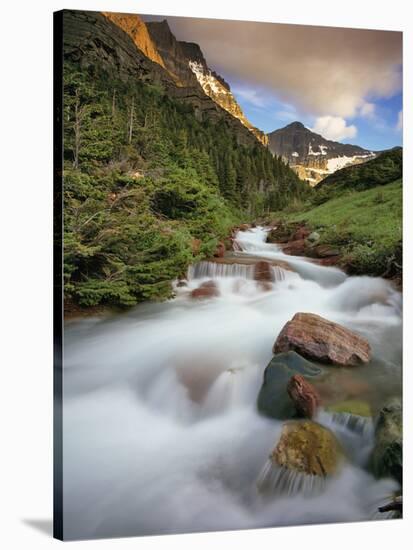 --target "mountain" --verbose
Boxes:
[267,121,375,185]
[146,20,267,145]
[102,12,166,68]
[64,11,259,148]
